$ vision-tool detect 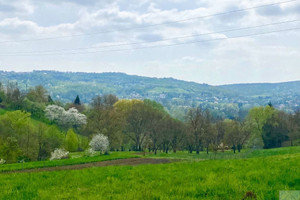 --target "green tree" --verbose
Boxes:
[288,111,300,146]
[0,110,38,161]
[27,85,48,103]
[262,111,289,148]
[65,129,79,152]
[186,107,204,154]
[246,105,275,148]
[37,124,65,160]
